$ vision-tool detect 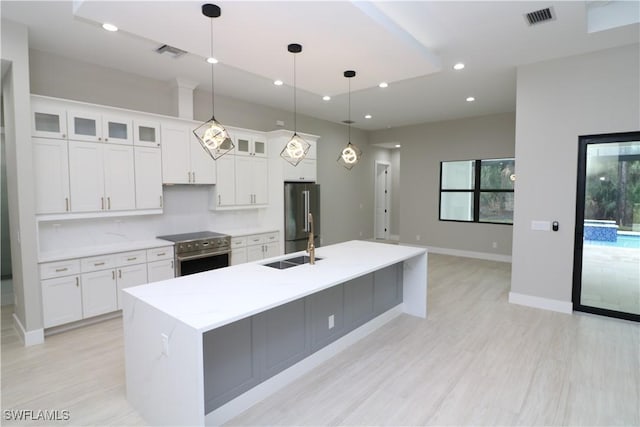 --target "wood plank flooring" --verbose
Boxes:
[2,254,638,426]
